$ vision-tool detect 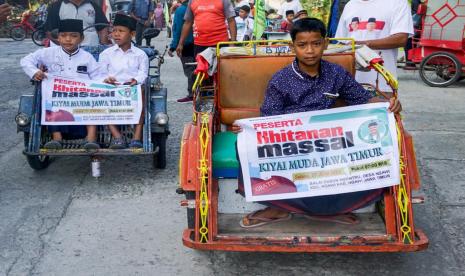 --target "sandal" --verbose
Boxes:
[239,209,292,229]
[129,140,143,149]
[303,213,360,225]
[109,137,126,149]
[82,140,100,150]
[44,140,62,150]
